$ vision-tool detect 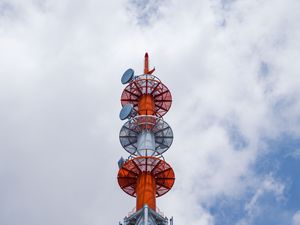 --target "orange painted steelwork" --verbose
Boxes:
[138,94,155,115]
[135,54,157,210]
[144,52,155,74]
[138,53,156,115]
[136,53,157,211]
[144,53,149,74]
[120,53,171,117]
[117,156,175,198]
[136,172,156,211]
[118,54,174,215]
